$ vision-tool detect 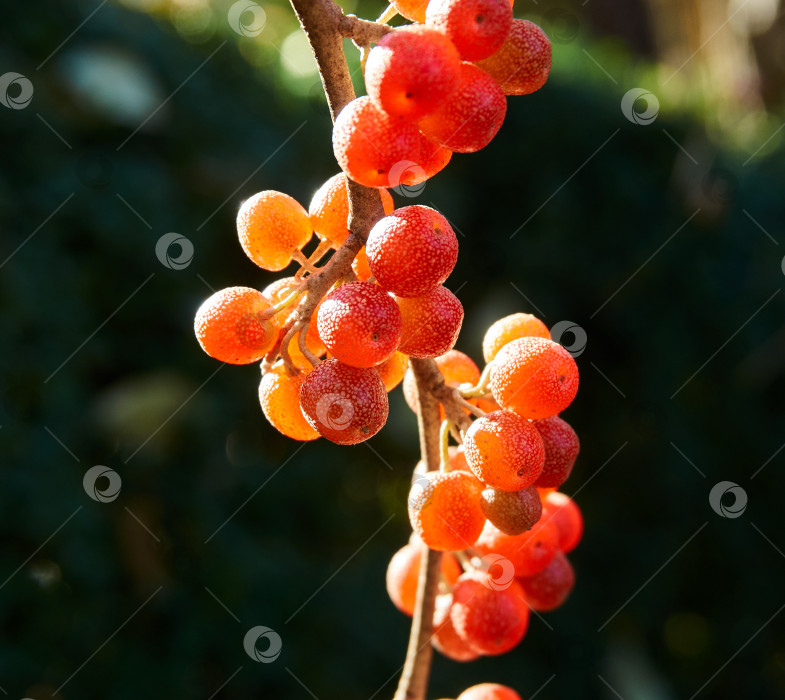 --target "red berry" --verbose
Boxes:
[464,410,545,491]
[542,491,583,553]
[396,286,464,358]
[418,62,506,153]
[519,551,575,612]
[367,205,459,297]
[533,415,580,488]
[489,336,579,419]
[426,0,512,61]
[333,96,423,189]
[386,543,461,616]
[480,485,542,535]
[420,135,453,178]
[475,517,560,577]
[366,25,462,121]
[316,282,402,368]
[475,19,552,95]
[457,684,523,700]
[450,570,529,655]
[299,359,388,444]
[433,594,482,661]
